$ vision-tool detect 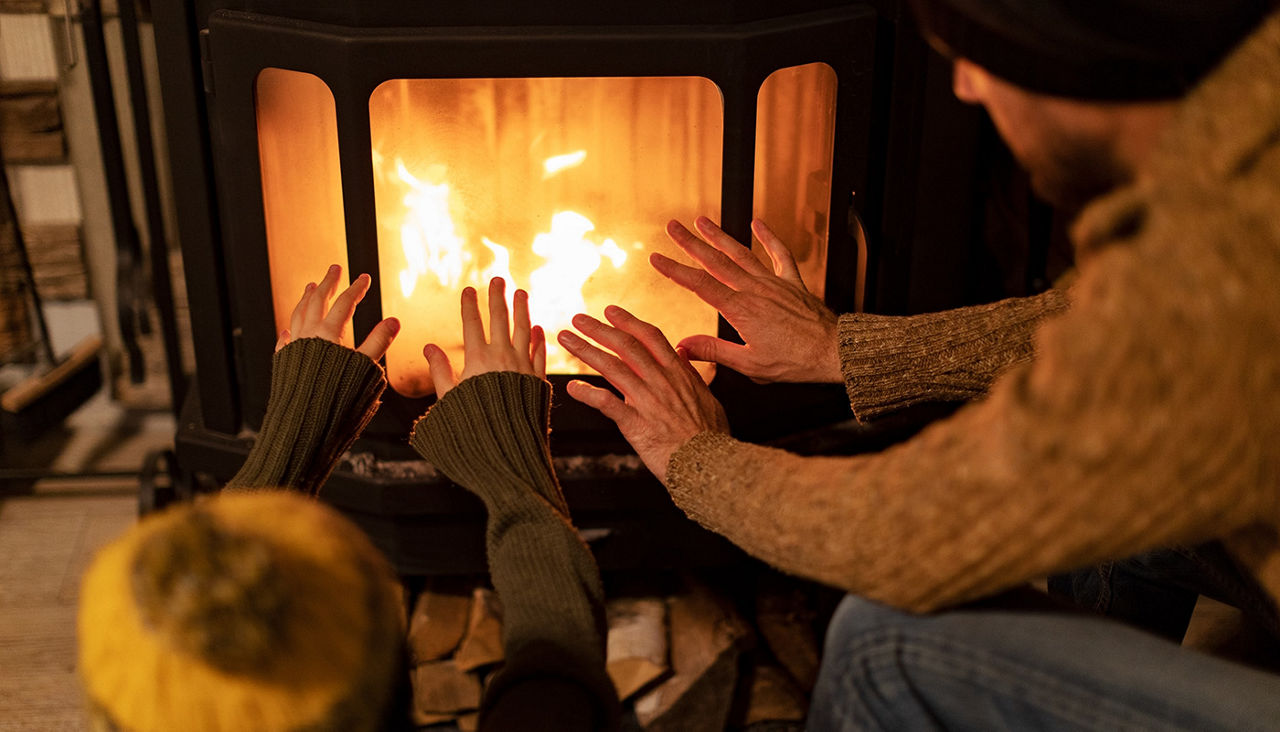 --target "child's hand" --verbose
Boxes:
[276,264,400,361]
[424,277,546,398]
